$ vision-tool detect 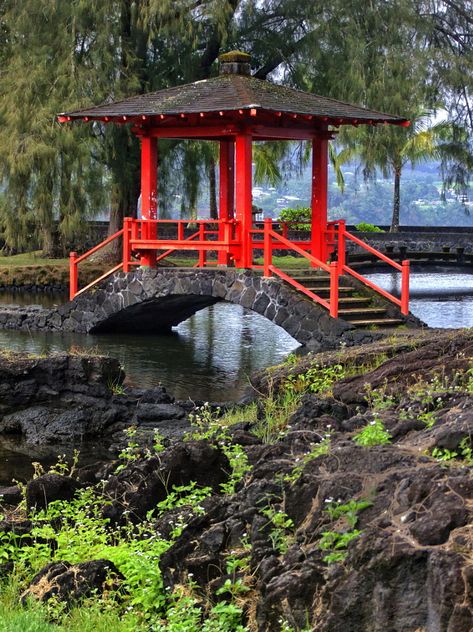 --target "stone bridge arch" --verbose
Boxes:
[65,268,361,352]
